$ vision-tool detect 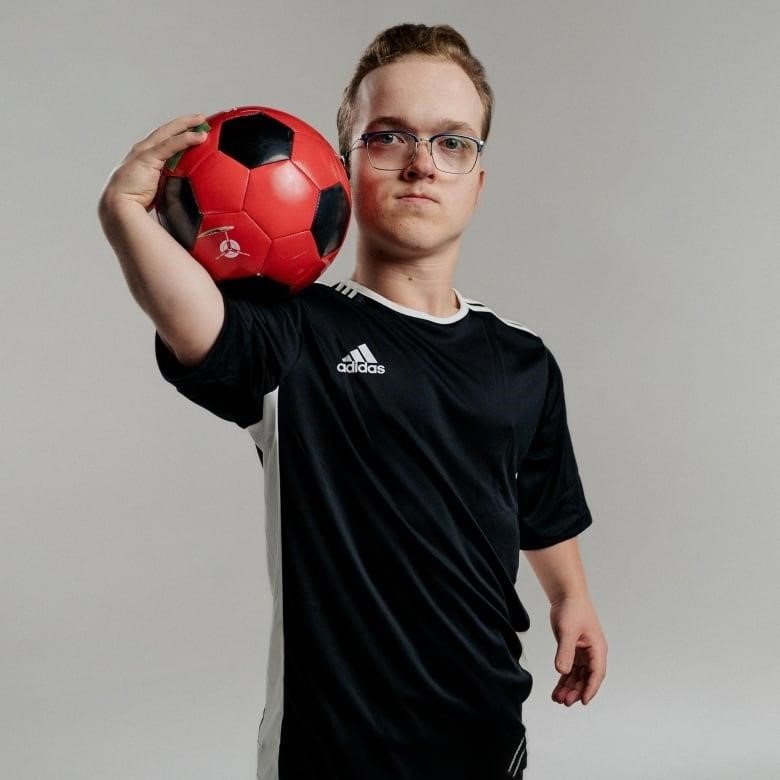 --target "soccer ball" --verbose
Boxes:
[155,106,351,294]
